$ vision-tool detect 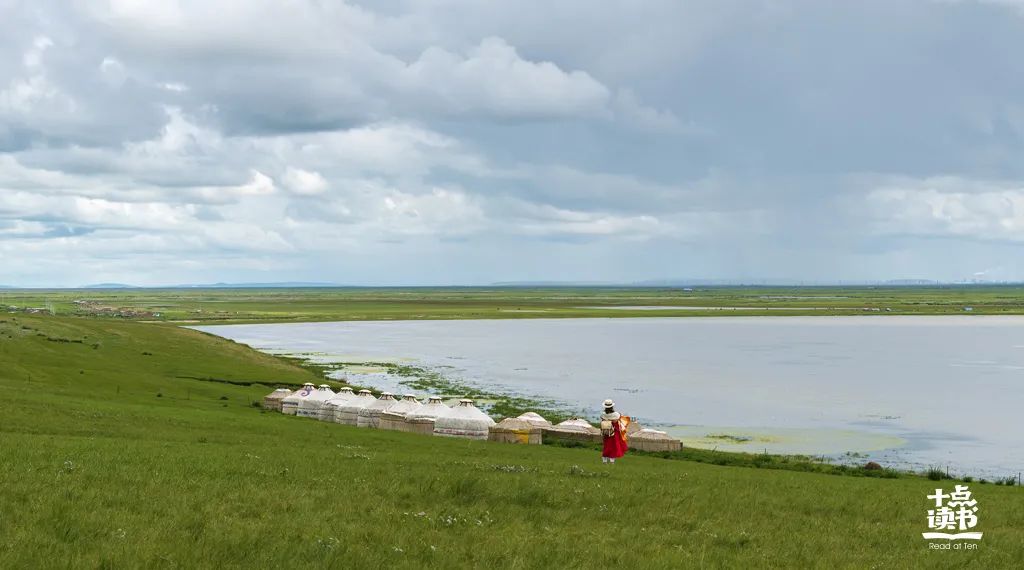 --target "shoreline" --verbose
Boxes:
[267,351,1008,483]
